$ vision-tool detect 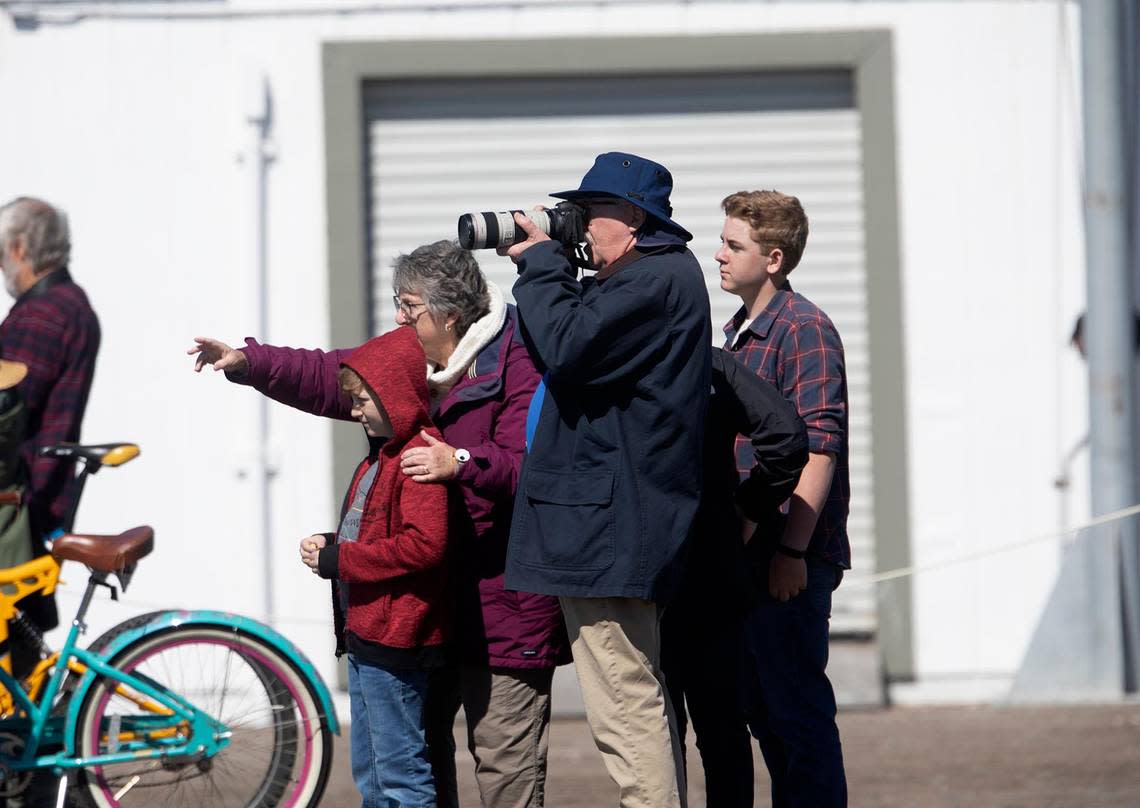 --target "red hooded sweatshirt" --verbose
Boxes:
[317,327,451,664]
